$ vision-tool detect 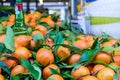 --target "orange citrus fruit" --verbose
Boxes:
[0,34,6,43]
[45,38,54,47]
[101,41,113,47]
[68,54,81,65]
[0,74,4,80]
[94,52,111,64]
[4,58,17,68]
[73,40,88,50]
[118,74,120,80]
[92,64,105,75]
[36,48,54,66]
[15,35,32,47]
[8,14,15,22]
[82,75,98,80]
[1,21,7,26]
[29,22,37,28]
[11,65,27,76]
[56,46,70,59]
[35,25,47,36]
[113,55,120,65]
[64,40,70,45]
[97,68,115,80]
[0,68,2,74]
[47,74,64,80]
[71,66,90,79]
[114,46,120,56]
[33,11,41,18]
[30,40,35,48]
[76,35,86,41]
[43,64,60,79]
[14,47,31,60]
